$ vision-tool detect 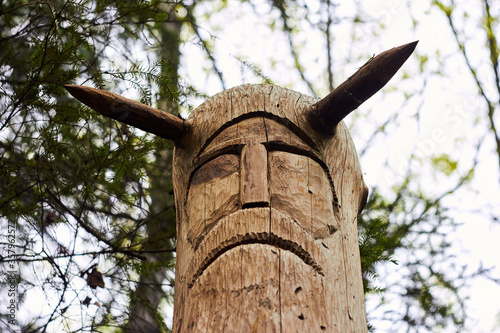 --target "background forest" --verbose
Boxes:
[1,0,500,332]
